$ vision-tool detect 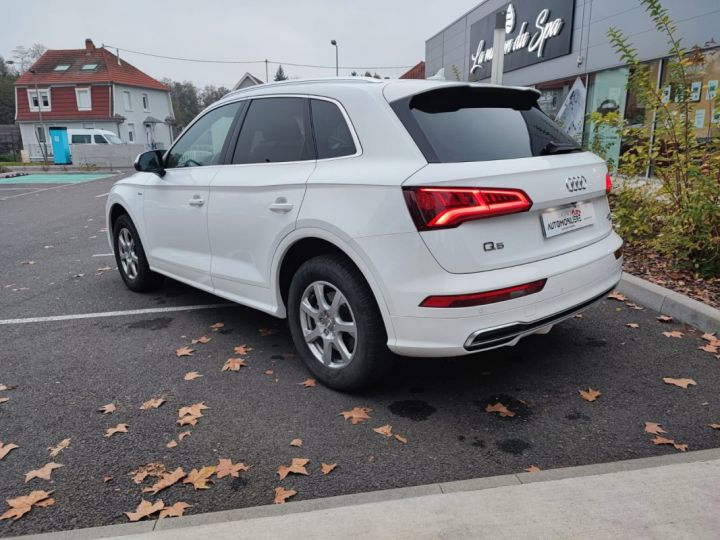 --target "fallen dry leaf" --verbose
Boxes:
[25,463,63,483]
[159,501,191,519]
[233,344,253,355]
[701,332,717,342]
[215,458,249,479]
[140,398,166,411]
[698,344,719,354]
[103,476,113,483]
[290,438,303,447]
[277,458,309,480]
[175,346,194,357]
[143,468,185,495]
[0,397,10,404]
[177,415,200,427]
[104,423,129,437]
[0,442,19,461]
[607,291,627,301]
[183,466,216,490]
[485,402,516,417]
[525,465,541,473]
[98,403,116,414]
[626,323,640,329]
[395,434,408,444]
[130,463,166,484]
[0,384,7,391]
[373,425,393,437]
[657,315,674,323]
[125,499,165,522]
[574,313,583,319]
[644,422,667,435]
[259,328,277,336]
[166,440,177,449]
[662,331,684,338]
[625,302,644,310]
[321,463,337,475]
[210,322,225,331]
[48,438,70,457]
[178,402,208,418]
[191,336,211,345]
[674,443,688,452]
[265,369,274,375]
[708,424,720,430]
[34,498,55,508]
[300,378,316,388]
[274,486,297,504]
[0,490,53,521]
[579,388,602,402]
[222,358,247,371]
[650,436,688,452]
[662,377,697,389]
[340,407,372,424]
[184,371,202,381]
[178,431,191,440]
